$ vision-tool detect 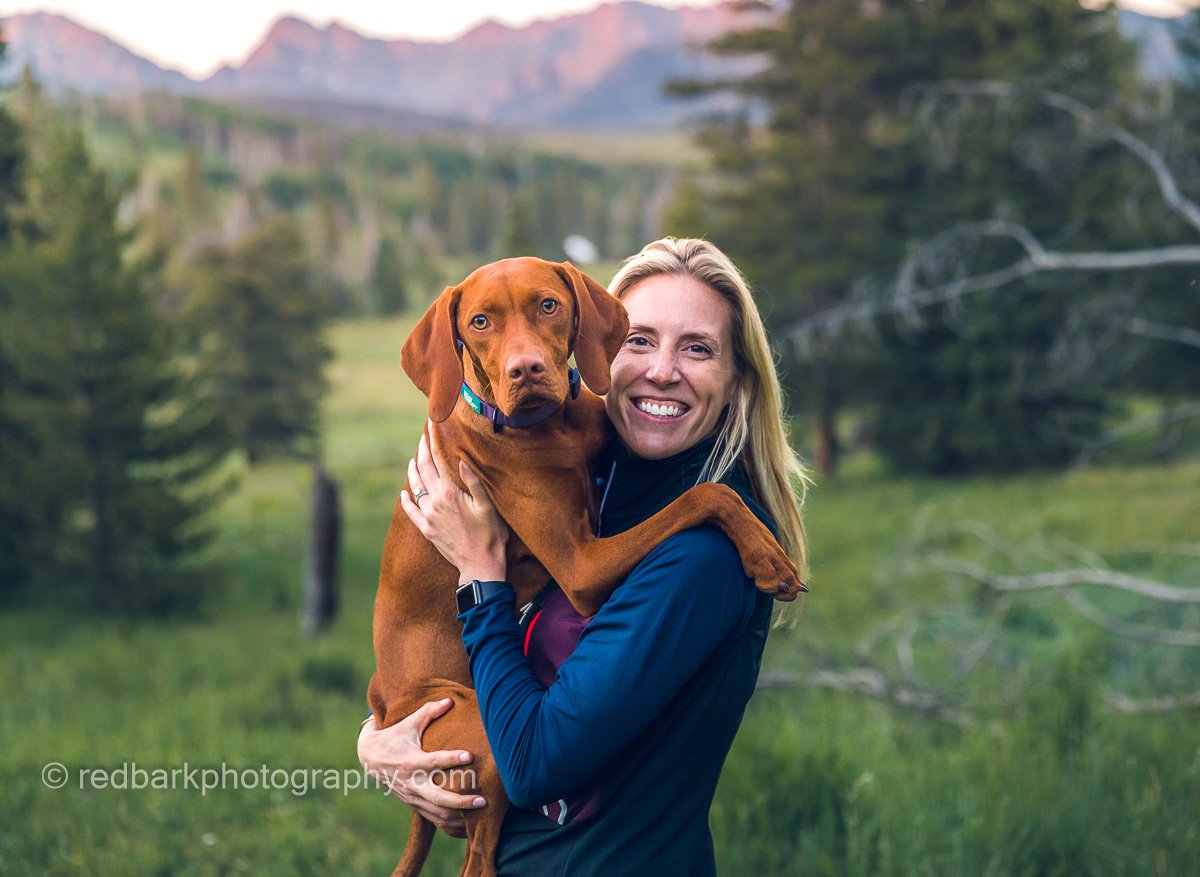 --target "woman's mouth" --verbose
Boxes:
[633,398,689,419]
